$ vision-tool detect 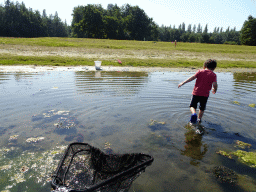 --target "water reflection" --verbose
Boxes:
[13,72,36,81]
[0,72,11,84]
[233,72,256,82]
[233,72,256,99]
[74,71,148,96]
[181,125,208,166]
